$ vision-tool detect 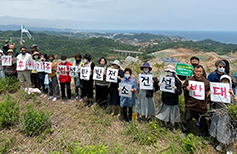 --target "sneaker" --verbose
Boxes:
[67,99,71,102]
[75,96,79,101]
[61,99,65,103]
[79,99,83,103]
[171,126,177,134]
[84,100,89,107]
[147,117,152,123]
[180,133,187,139]
[52,97,57,102]
[215,144,222,152]
[43,94,48,98]
[48,96,53,100]
[137,117,142,123]
[226,150,233,154]
[88,101,93,107]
